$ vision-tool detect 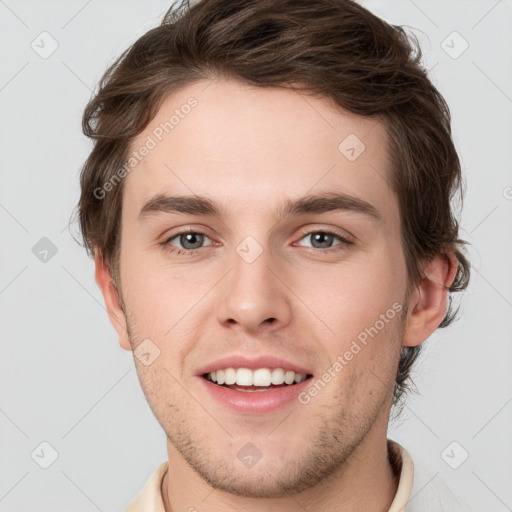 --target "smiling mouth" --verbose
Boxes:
[202,372,314,391]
